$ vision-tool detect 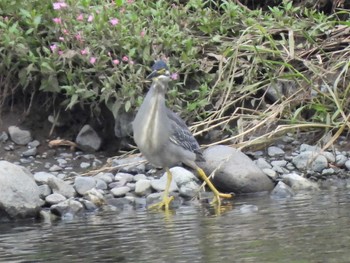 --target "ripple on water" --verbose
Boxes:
[1,190,350,262]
